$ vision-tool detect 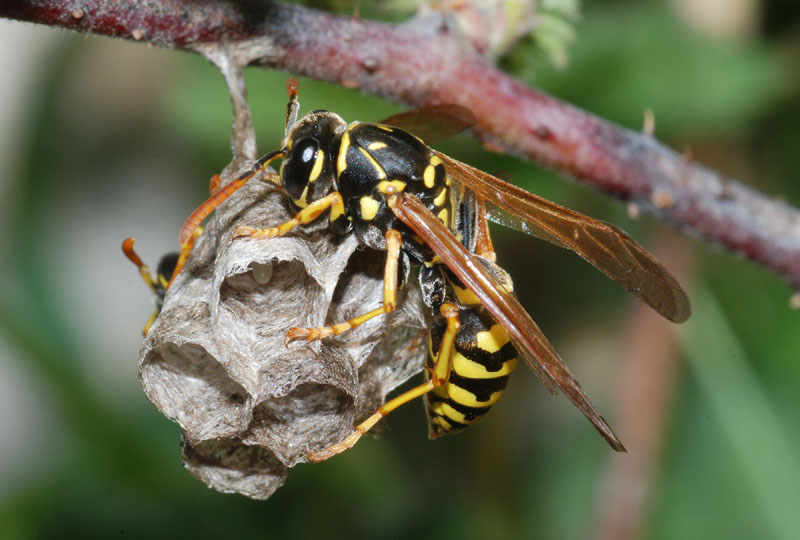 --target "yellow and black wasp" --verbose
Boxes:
[121,237,180,335]
[170,79,691,461]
